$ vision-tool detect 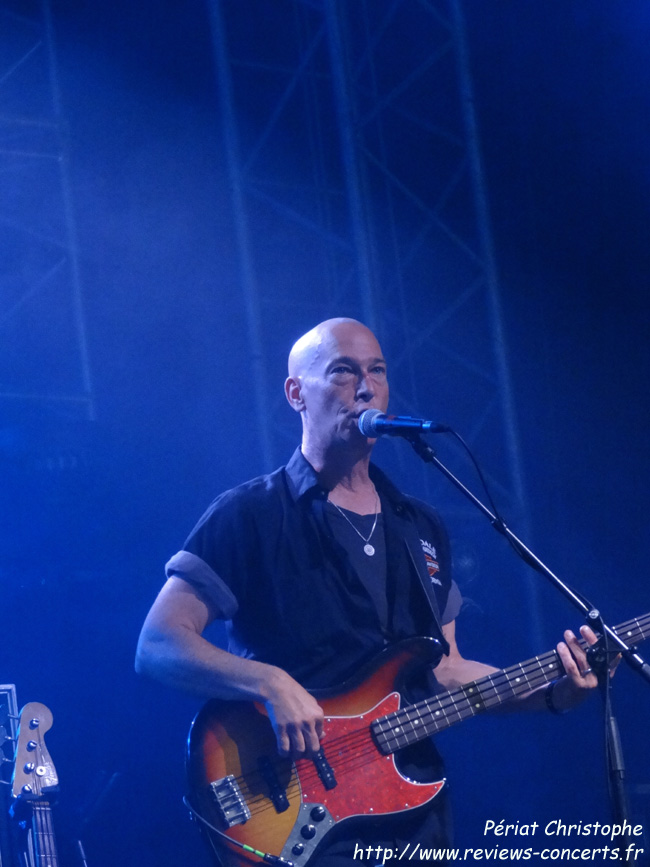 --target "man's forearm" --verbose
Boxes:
[136,624,326,757]
[135,624,282,702]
